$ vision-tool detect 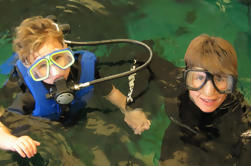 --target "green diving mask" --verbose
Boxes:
[28,48,75,81]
